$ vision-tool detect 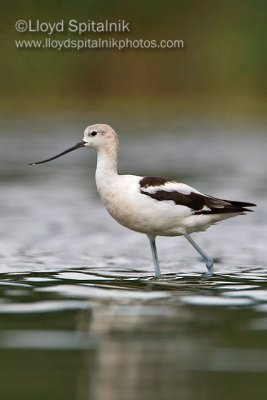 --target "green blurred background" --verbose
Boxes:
[1,0,267,124]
